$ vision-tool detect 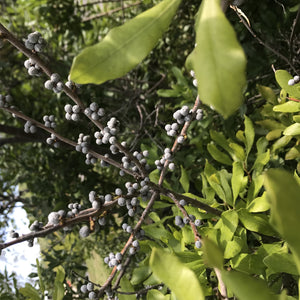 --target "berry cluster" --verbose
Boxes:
[174,214,201,228]
[24,121,37,134]
[104,252,123,270]
[29,220,44,232]
[190,70,198,87]
[173,105,192,124]
[9,230,19,239]
[24,58,42,77]
[80,282,97,299]
[94,117,119,145]
[84,102,105,121]
[24,31,46,53]
[155,148,174,171]
[43,115,56,128]
[0,94,13,108]
[120,149,149,172]
[89,190,103,210]
[64,104,80,121]
[76,134,98,165]
[288,75,300,86]
[46,133,60,148]
[65,75,81,90]
[67,203,82,217]
[44,73,64,94]
[195,108,203,121]
[76,134,90,154]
